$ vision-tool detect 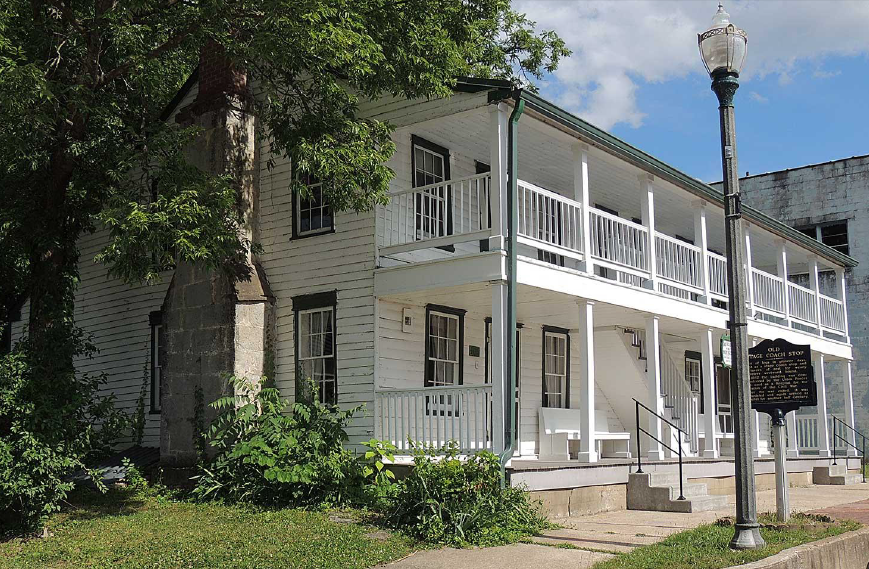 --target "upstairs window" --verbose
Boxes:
[797,221,849,256]
[294,291,338,404]
[542,328,569,409]
[293,173,333,238]
[413,136,451,241]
